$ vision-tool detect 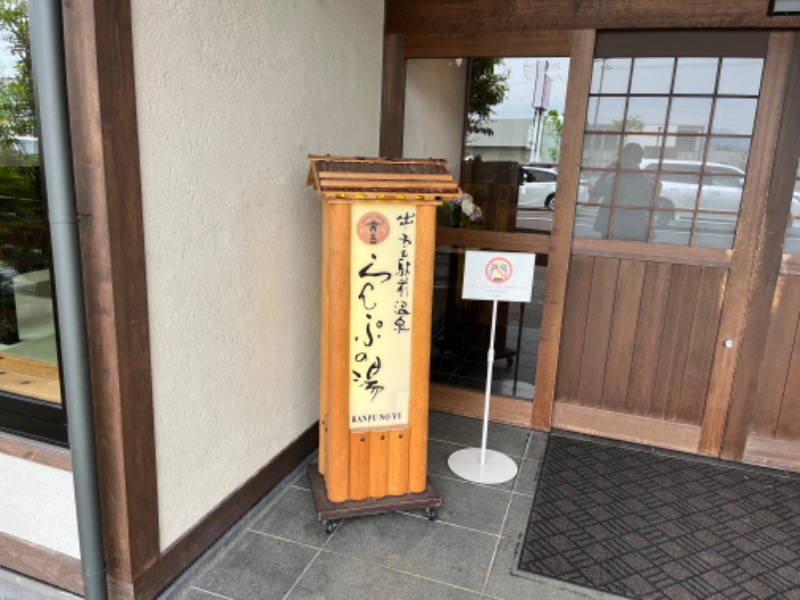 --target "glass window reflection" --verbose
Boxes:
[0,4,60,407]
[586,95,626,130]
[457,57,572,234]
[669,97,713,133]
[626,97,669,132]
[591,58,632,94]
[575,54,763,249]
[712,98,758,136]
[673,58,718,95]
[630,58,674,94]
[718,58,764,96]
[430,247,545,400]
